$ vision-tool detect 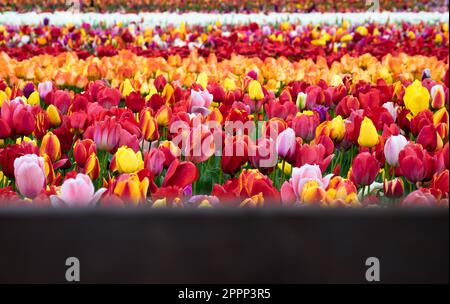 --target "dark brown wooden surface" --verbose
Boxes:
[0,208,448,283]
